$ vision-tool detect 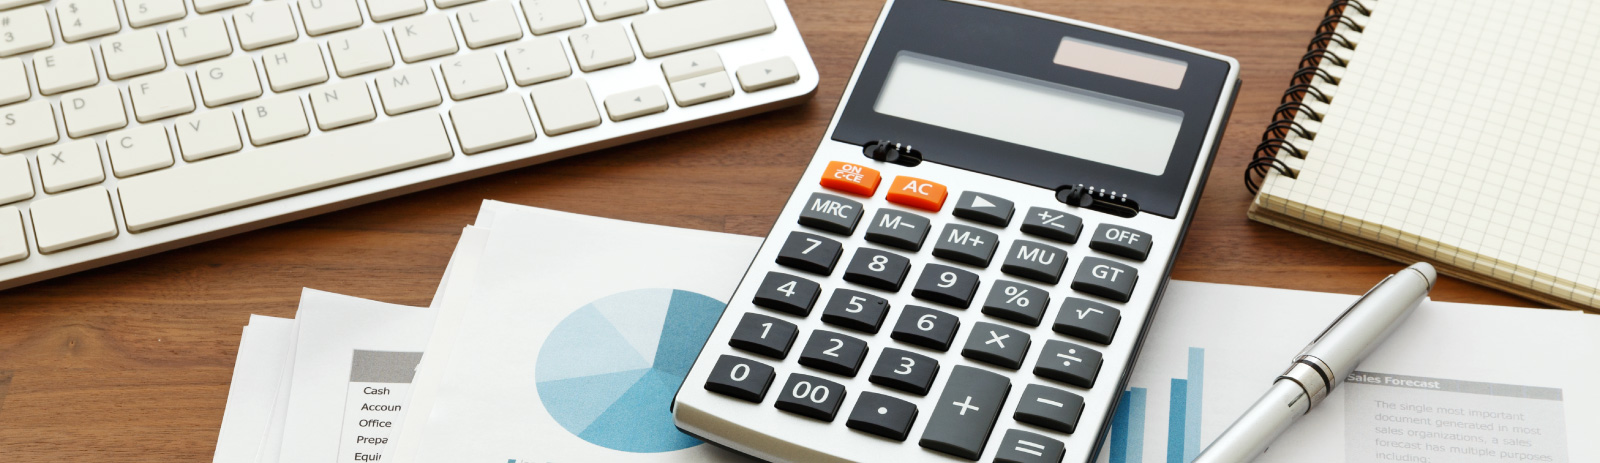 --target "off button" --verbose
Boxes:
[819,161,881,197]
